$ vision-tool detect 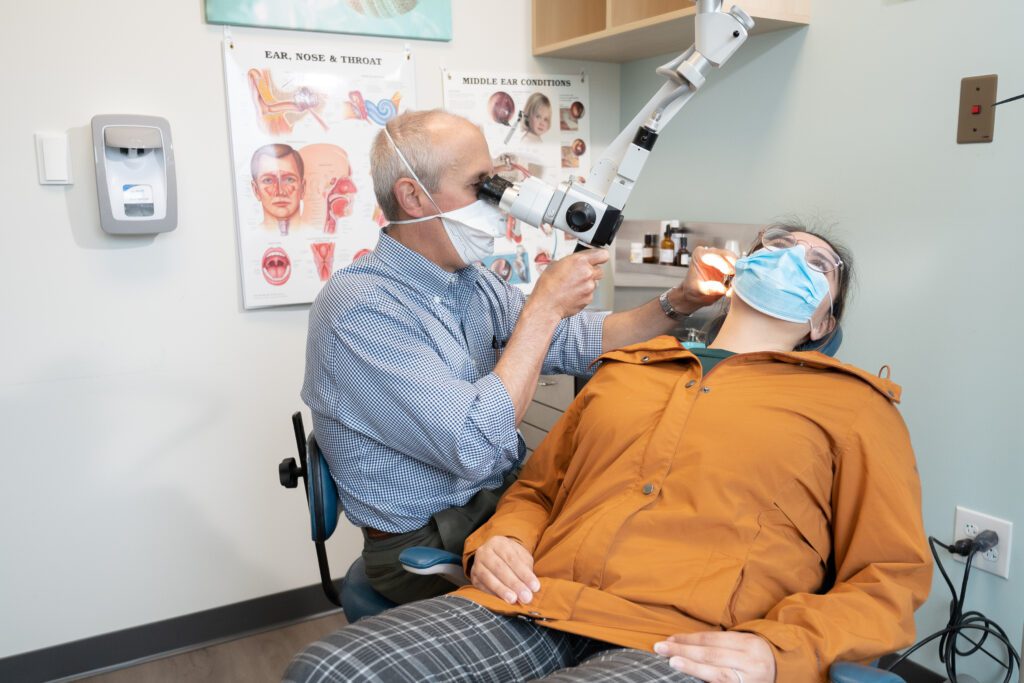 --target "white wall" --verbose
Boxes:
[0,0,620,658]
[621,0,1024,678]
